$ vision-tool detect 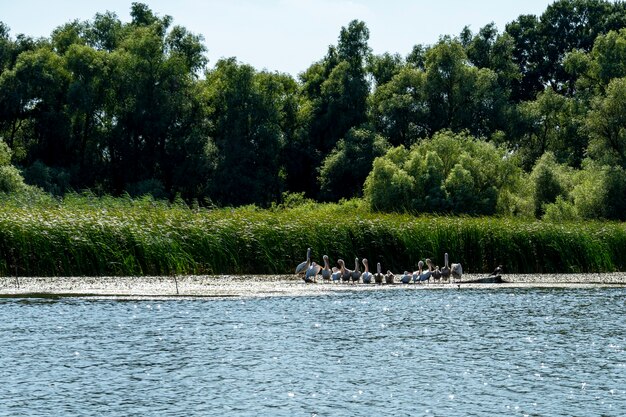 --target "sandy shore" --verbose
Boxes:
[1,273,626,299]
